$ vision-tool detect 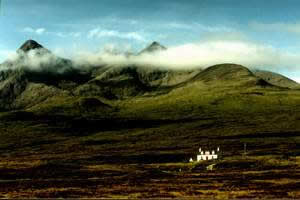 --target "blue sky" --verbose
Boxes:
[1,0,300,80]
